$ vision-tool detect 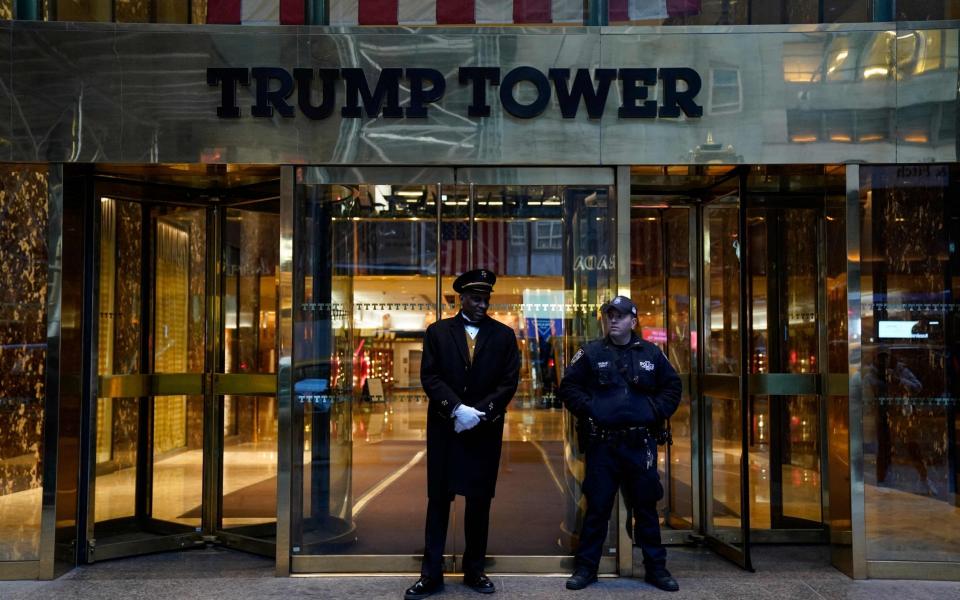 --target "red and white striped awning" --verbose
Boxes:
[207,0,305,24]
[331,0,584,26]
[206,0,700,26]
